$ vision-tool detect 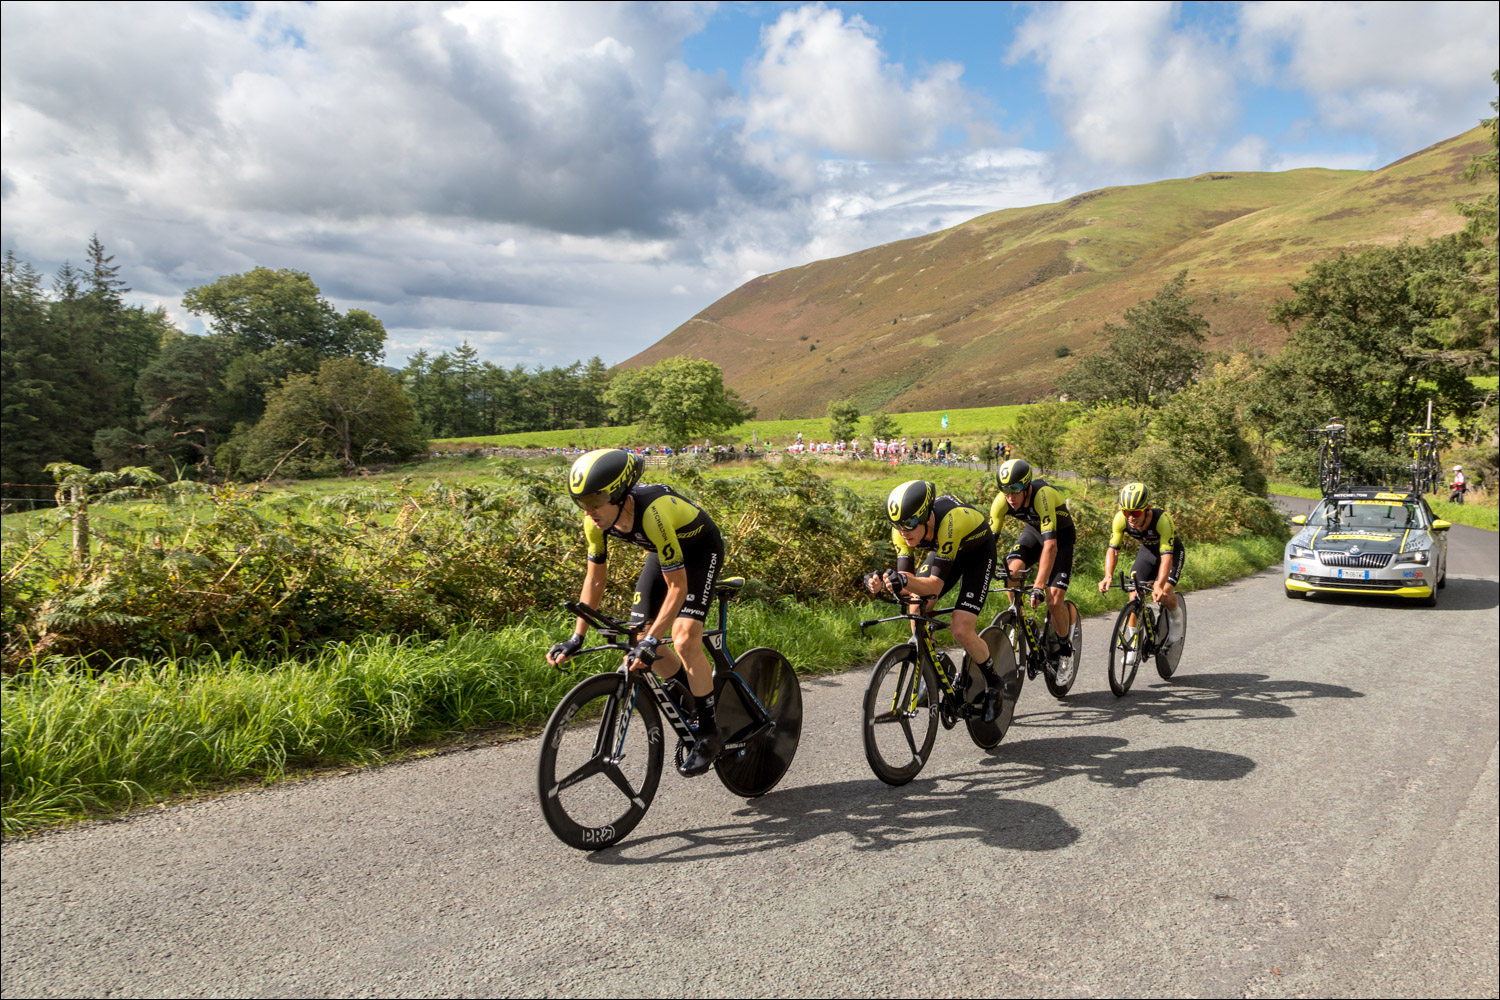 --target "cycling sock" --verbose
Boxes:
[695,691,719,734]
[976,657,1000,685]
